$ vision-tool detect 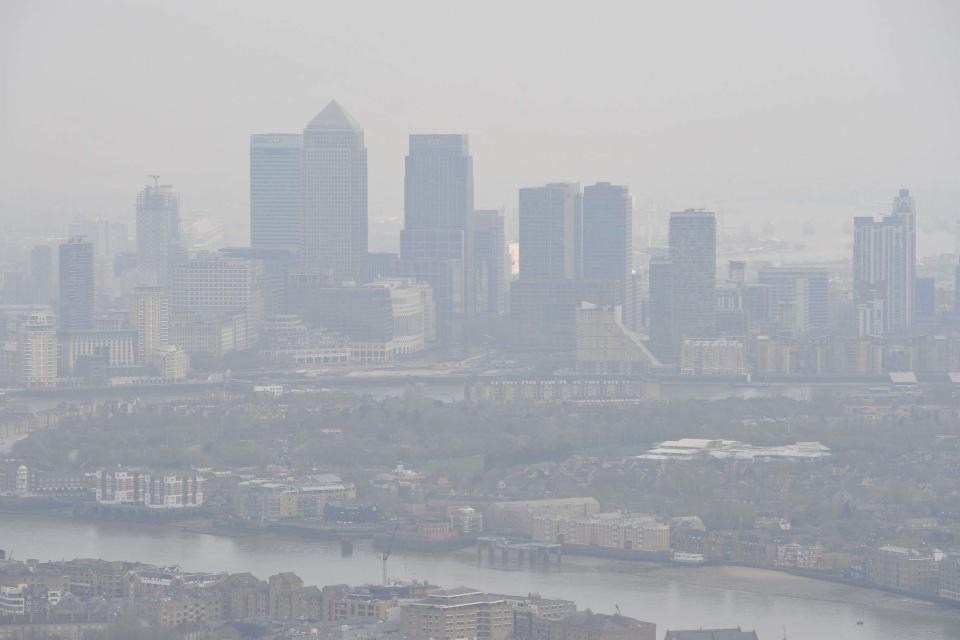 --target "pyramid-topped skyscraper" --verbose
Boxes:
[301,100,367,285]
[306,99,361,130]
